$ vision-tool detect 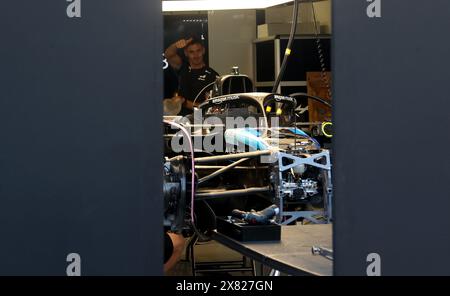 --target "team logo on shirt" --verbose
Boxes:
[198,75,207,81]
